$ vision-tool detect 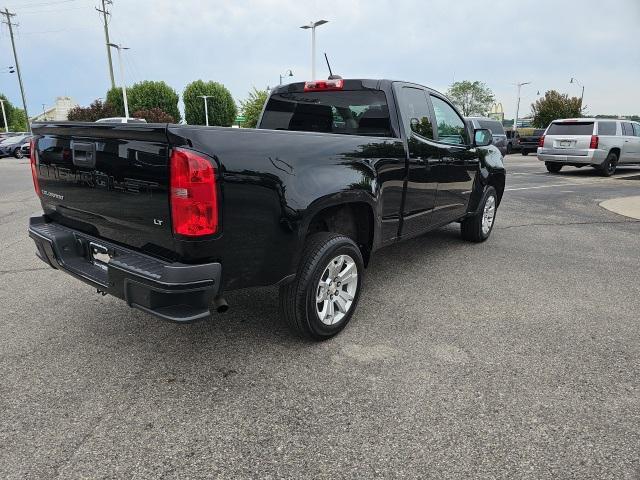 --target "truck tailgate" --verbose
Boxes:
[32,122,175,258]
